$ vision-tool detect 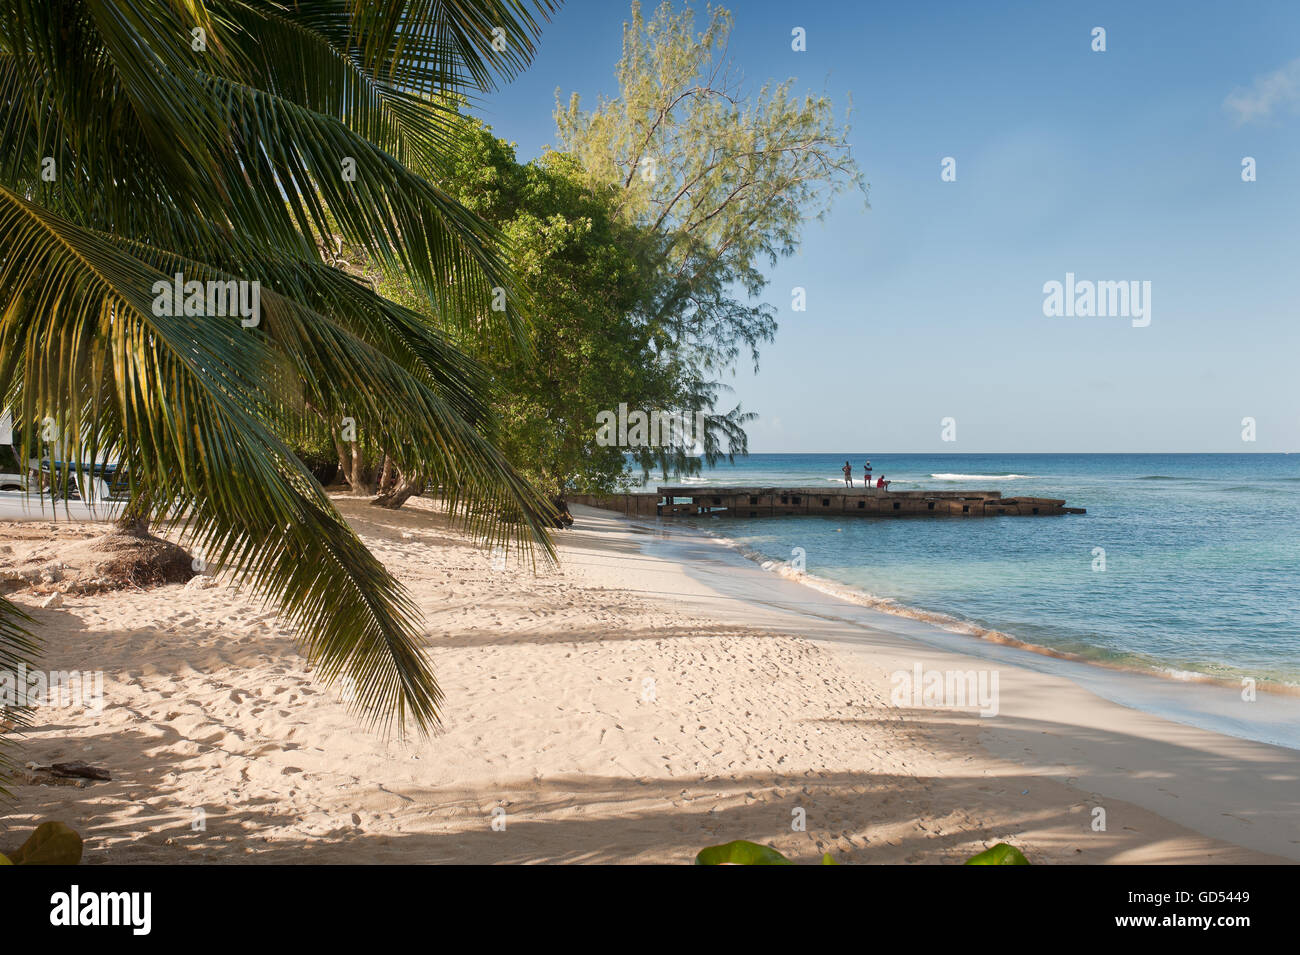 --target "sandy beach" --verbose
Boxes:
[1,497,1297,864]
